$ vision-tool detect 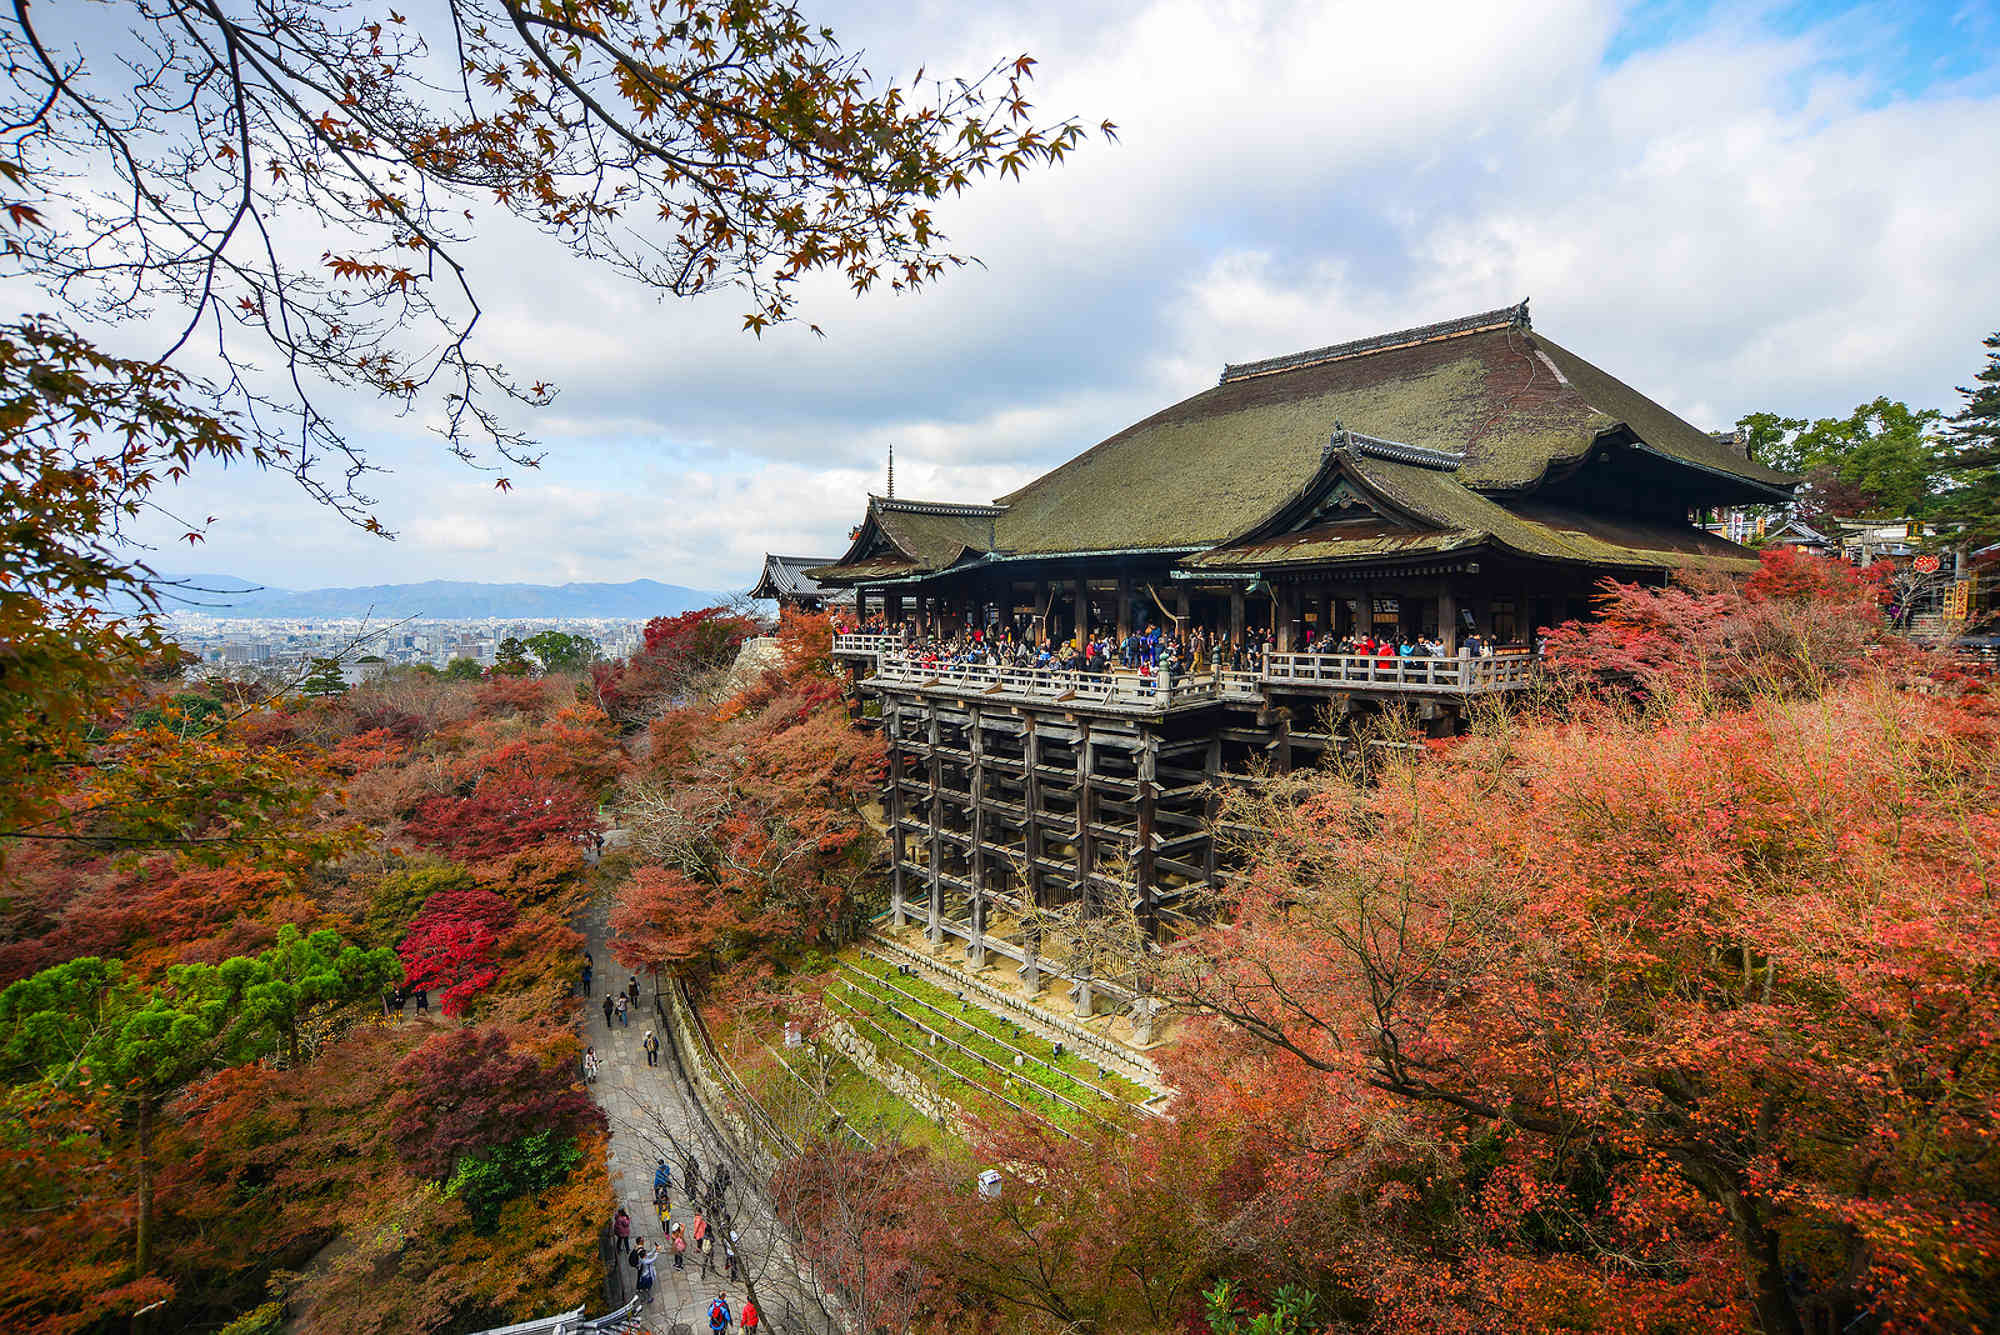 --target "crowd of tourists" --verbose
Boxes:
[839,614,1518,677]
